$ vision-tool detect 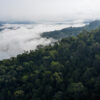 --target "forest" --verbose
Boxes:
[0,27,100,100]
[42,20,100,39]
